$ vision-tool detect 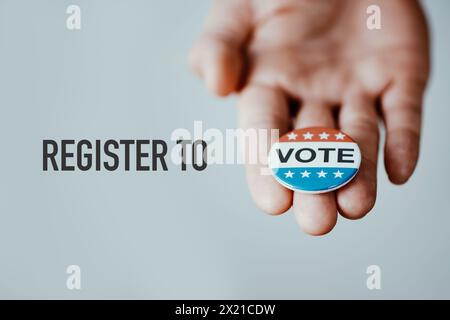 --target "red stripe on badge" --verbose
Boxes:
[279,127,354,143]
